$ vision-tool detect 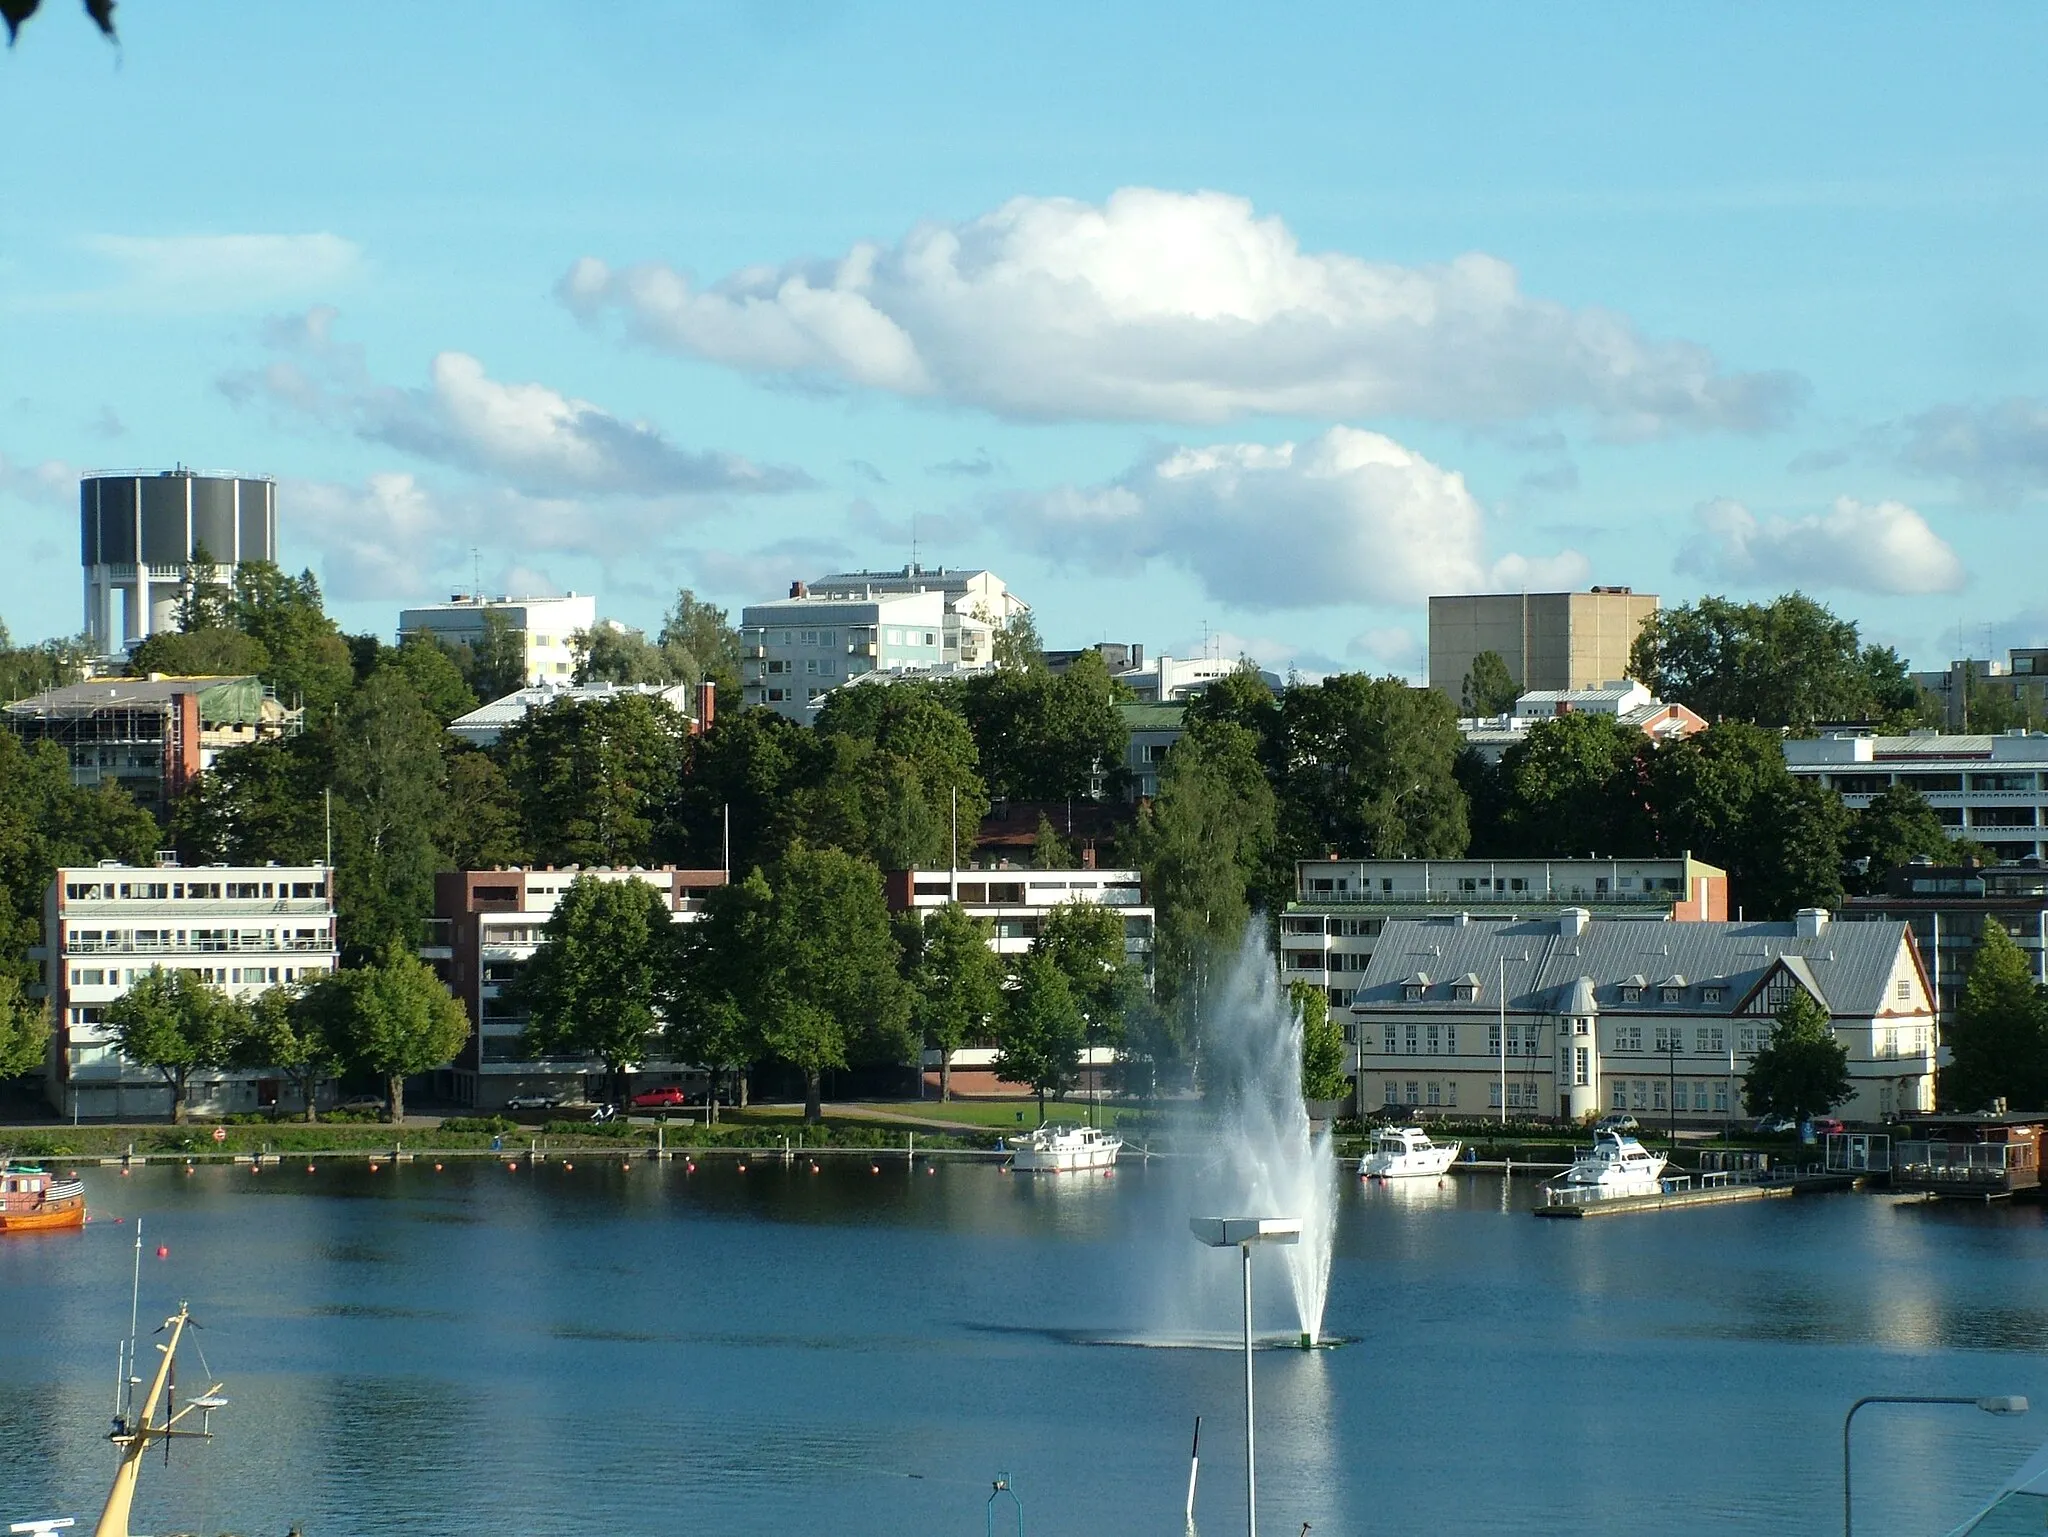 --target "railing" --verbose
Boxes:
[1294,890,1676,907]
[1895,1141,2020,1184]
